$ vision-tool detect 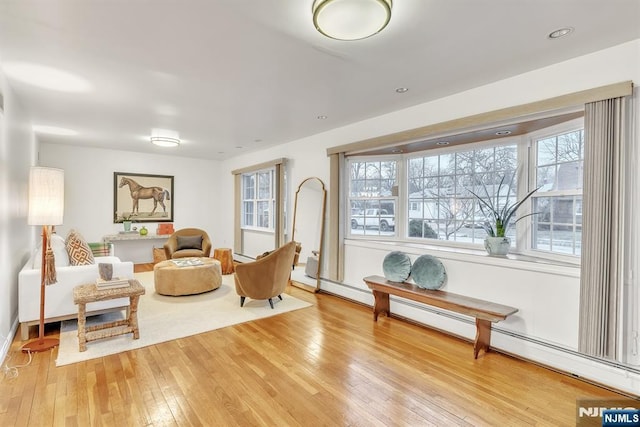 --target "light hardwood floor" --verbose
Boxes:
[0,264,629,426]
